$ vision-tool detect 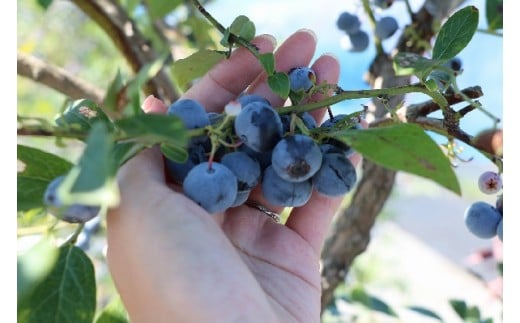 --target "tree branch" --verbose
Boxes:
[17,52,105,104]
[69,0,178,103]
